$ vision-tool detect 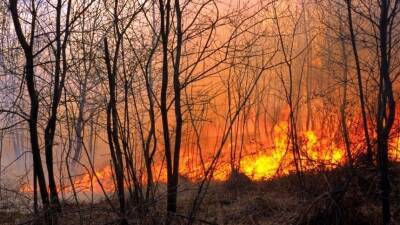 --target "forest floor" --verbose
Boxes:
[191,162,397,225]
[2,160,400,225]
